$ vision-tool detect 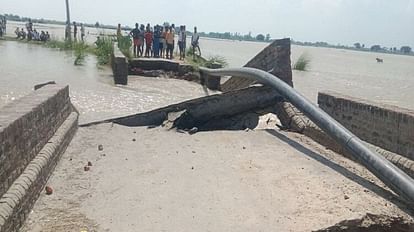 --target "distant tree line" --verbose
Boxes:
[292,39,413,56]
[1,13,123,30]
[197,31,271,42]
